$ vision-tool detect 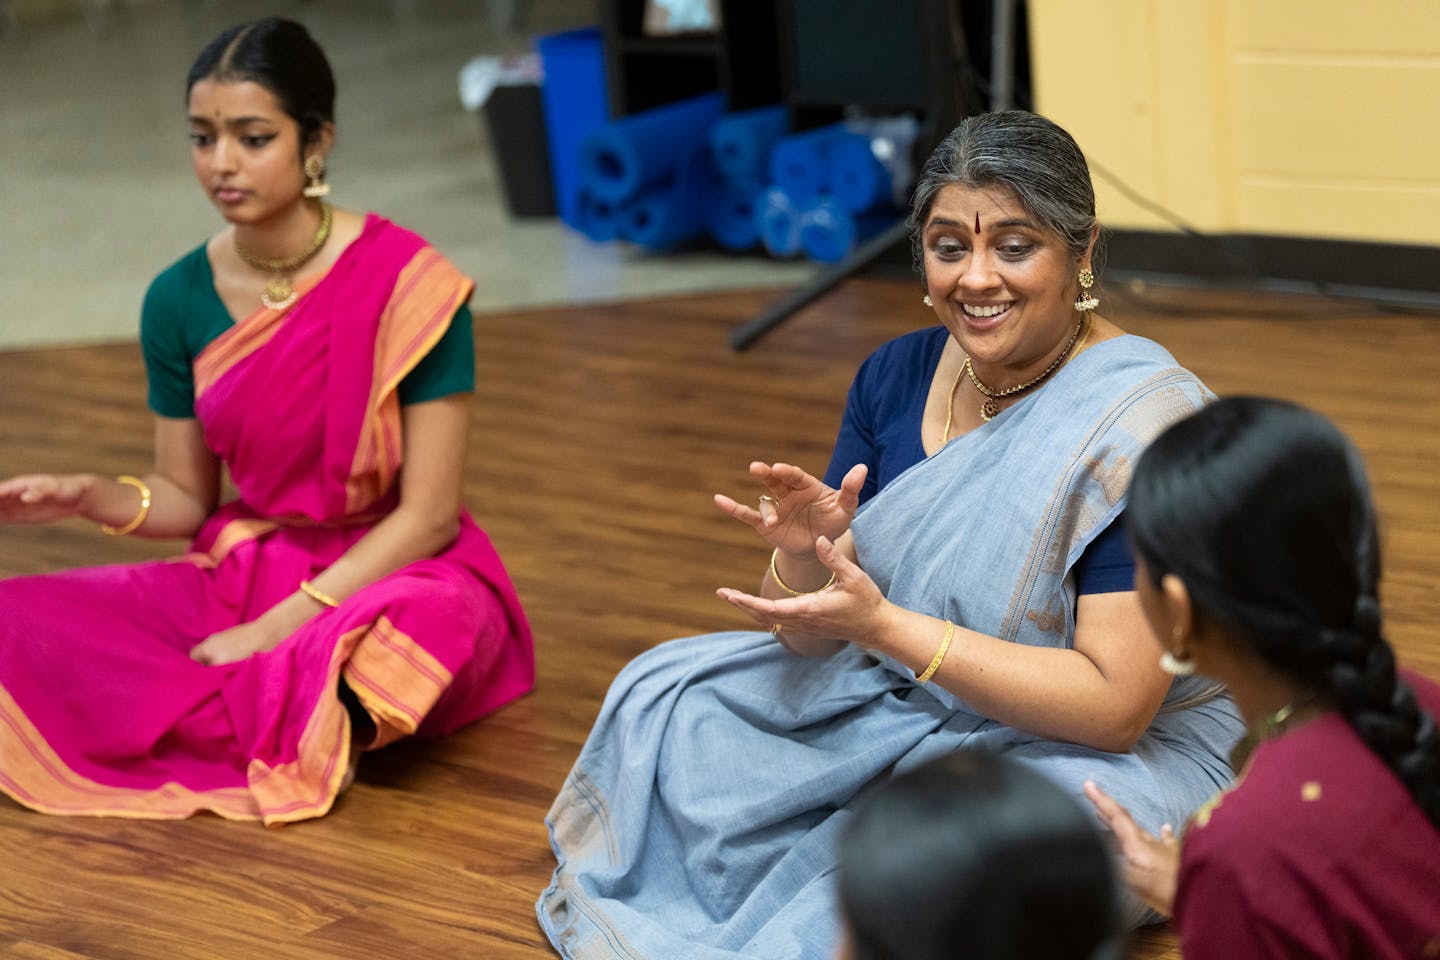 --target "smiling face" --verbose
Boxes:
[921,183,1094,385]
[187,78,317,227]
